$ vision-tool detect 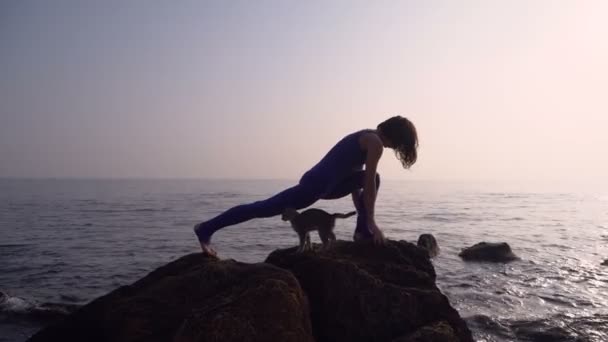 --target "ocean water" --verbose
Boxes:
[1,178,607,342]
